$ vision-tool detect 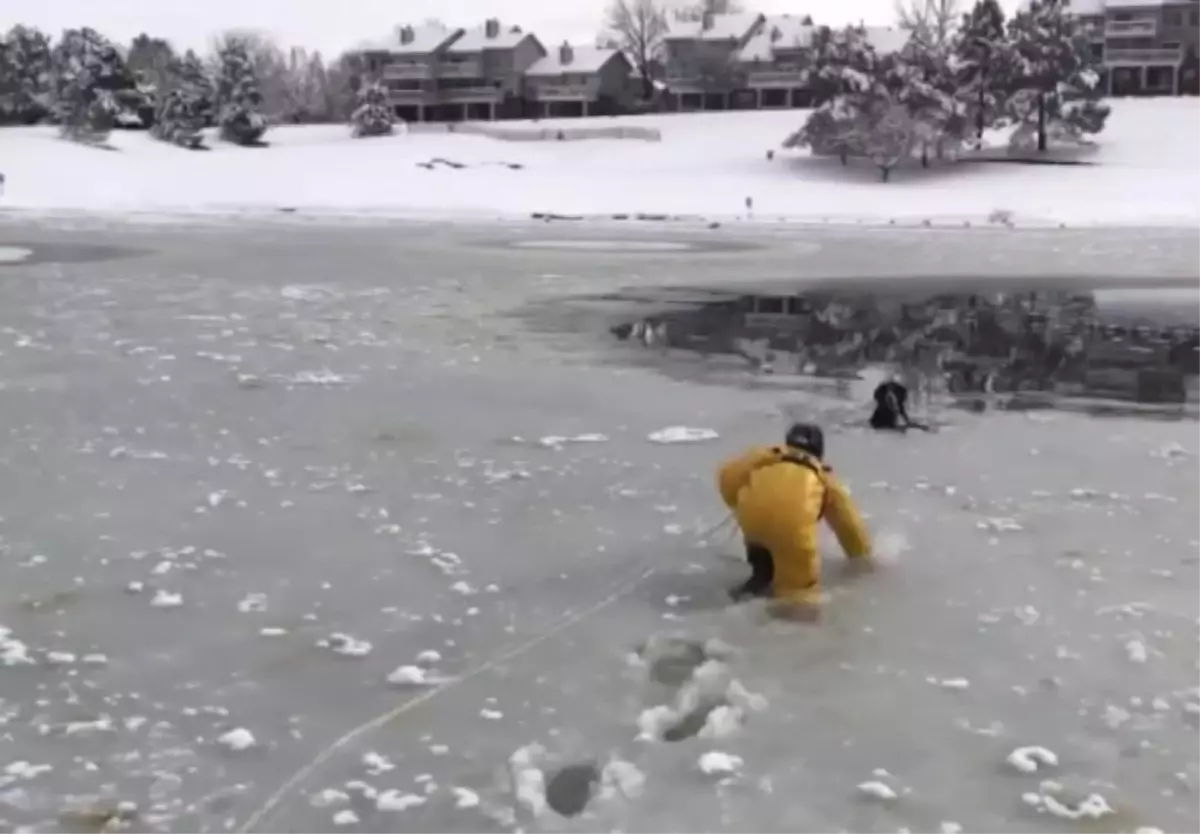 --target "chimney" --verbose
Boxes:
[399,25,414,45]
[559,41,574,65]
[485,18,499,38]
[702,11,714,30]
